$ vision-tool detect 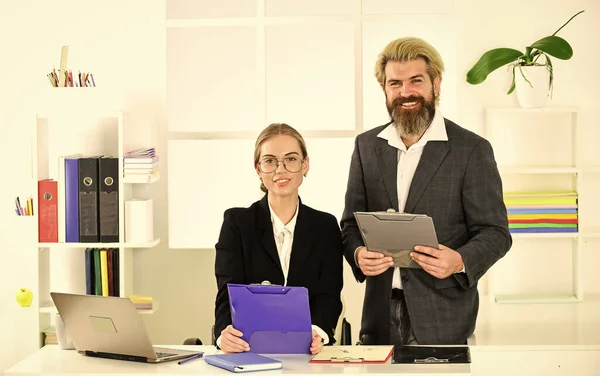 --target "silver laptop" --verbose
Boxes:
[354,211,439,268]
[51,292,201,363]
